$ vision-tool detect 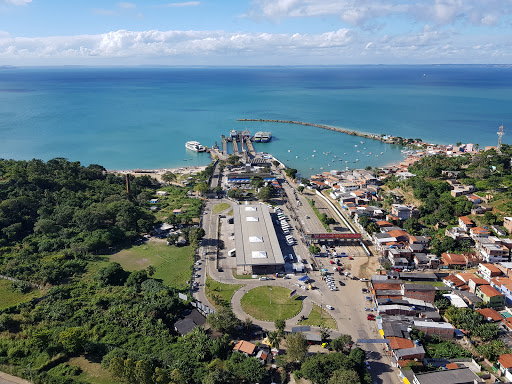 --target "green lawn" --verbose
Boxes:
[299,304,337,330]
[0,279,42,310]
[405,280,445,287]
[205,275,243,308]
[212,202,230,215]
[109,241,195,289]
[306,197,332,232]
[241,286,302,321]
